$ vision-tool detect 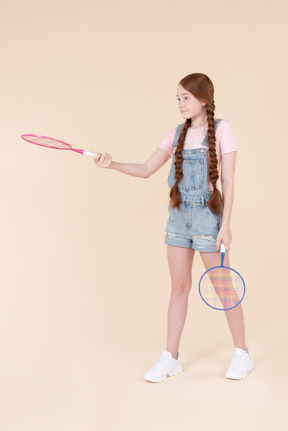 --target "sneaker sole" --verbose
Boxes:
[225,363,254,380]
[144,366,183,383]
